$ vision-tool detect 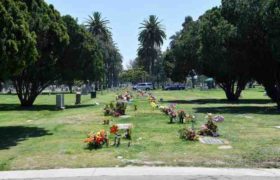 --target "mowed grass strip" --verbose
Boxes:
[0,87,280,170]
